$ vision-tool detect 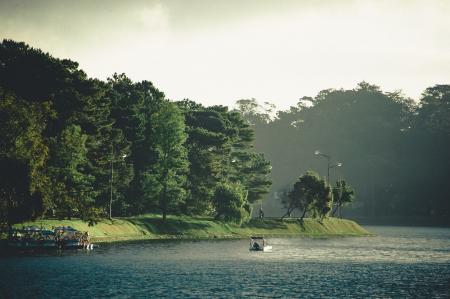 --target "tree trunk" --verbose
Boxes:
[299,208,308,222]
[161,180,168,221]
[331,204,338,217]
[161,192,167,221]
[7,193,13,239]
[160,149,170,222]
[281,207,293,220]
